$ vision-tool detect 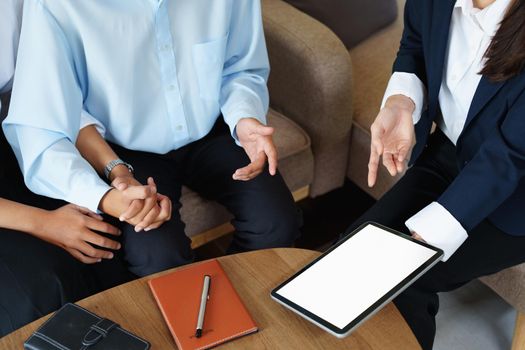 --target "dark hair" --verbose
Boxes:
[481,0,525,82]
